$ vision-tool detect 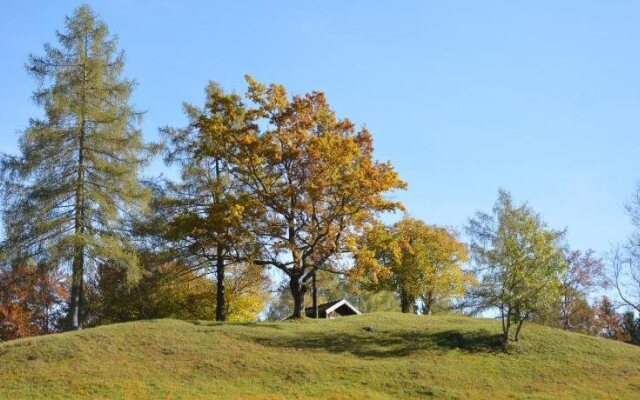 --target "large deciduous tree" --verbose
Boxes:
[0,5,152,330]
[226,76,406,318]
[466,190,566,348]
